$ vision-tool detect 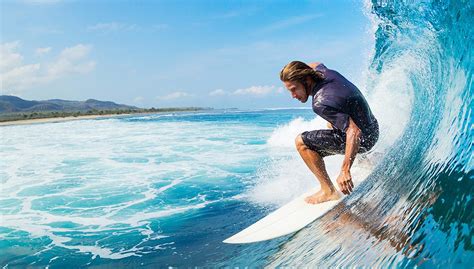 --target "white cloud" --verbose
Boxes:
[1,64,42,93]
[157,91,192,100]
[46,44,95,78]
[232,85,277,96]
[0,42,95,93]
[209,89,227,96]
[58,44,90,60]
[88,22,138,32]
[35,47,52,56]
[1,41,23,71]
